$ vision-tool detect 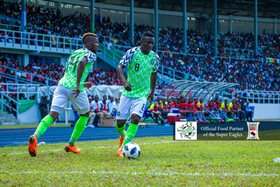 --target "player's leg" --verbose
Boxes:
[117,98,146,157]
[28,86,66,157]
[116,114,141,156]
[121,113,141,148]
[116,119,126,148]
[115,96,131,148]
[28,111,59,157]
[65,112,89,154]
[65,92,89,154]
[33,111,59,139]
